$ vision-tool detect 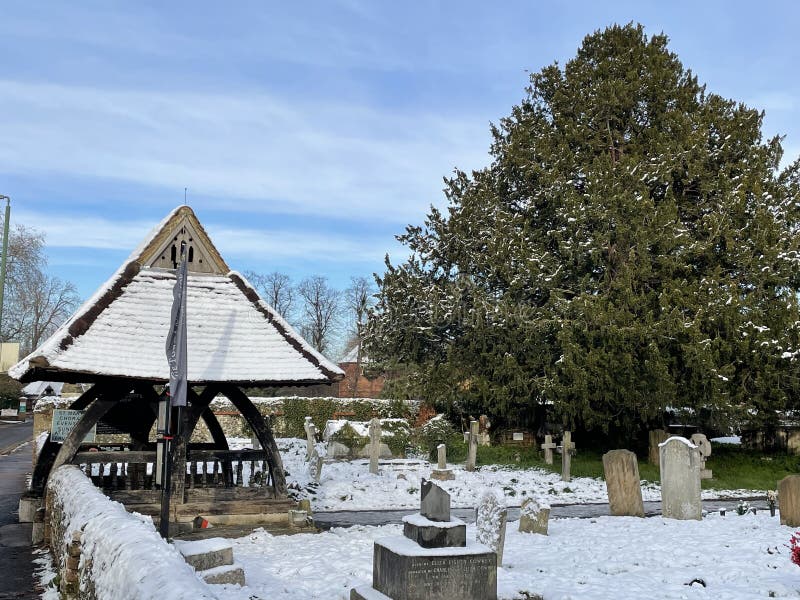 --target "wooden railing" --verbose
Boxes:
[70,449,273,492]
